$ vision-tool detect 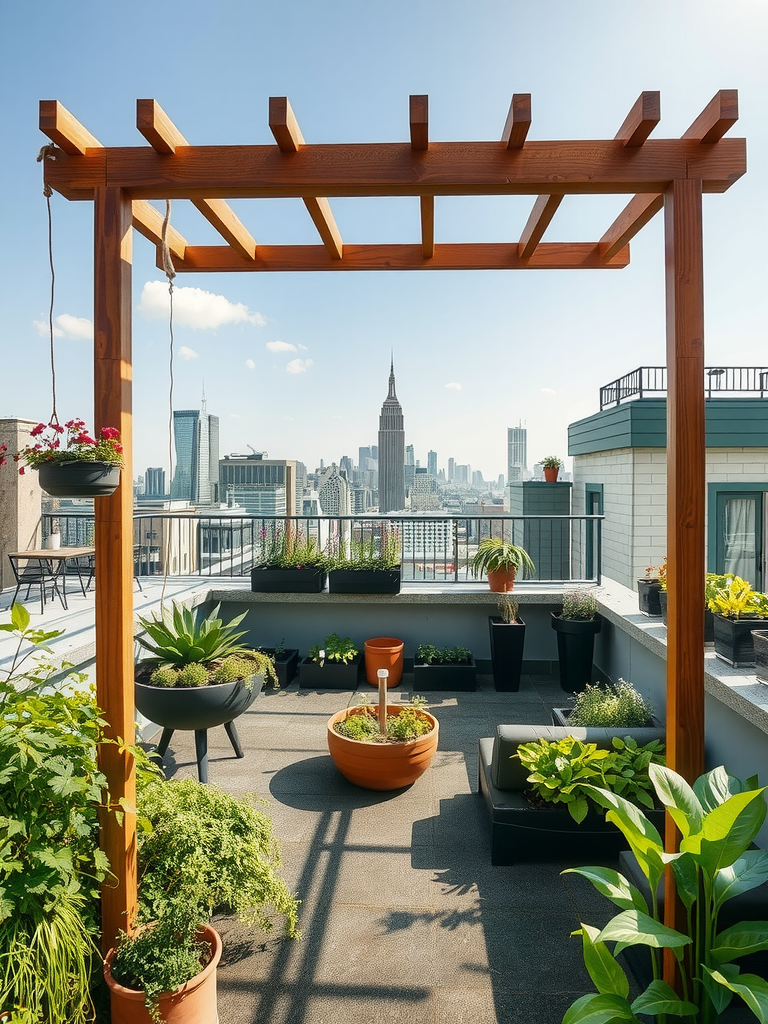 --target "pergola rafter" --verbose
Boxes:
[38,93,746,985]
